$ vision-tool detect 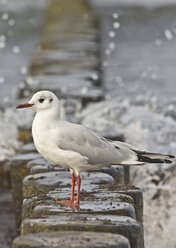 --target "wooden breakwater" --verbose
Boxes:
[9,1,144,247]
